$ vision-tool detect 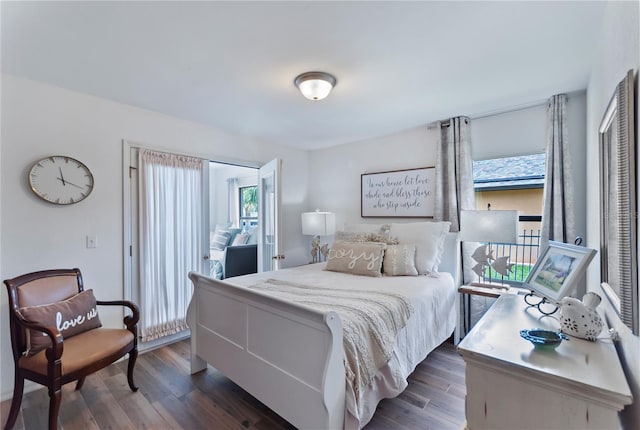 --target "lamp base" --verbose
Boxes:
[309,235,320,263]
[309,236,330,263]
